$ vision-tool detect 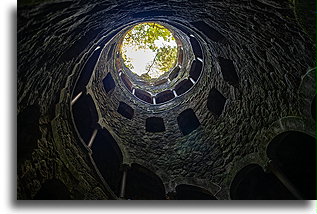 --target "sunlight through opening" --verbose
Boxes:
[121,22,178,80]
